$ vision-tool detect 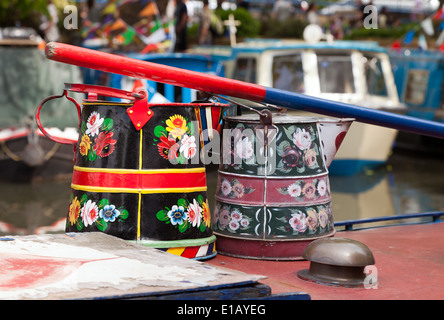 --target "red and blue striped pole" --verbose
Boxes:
[45,42,444,139]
